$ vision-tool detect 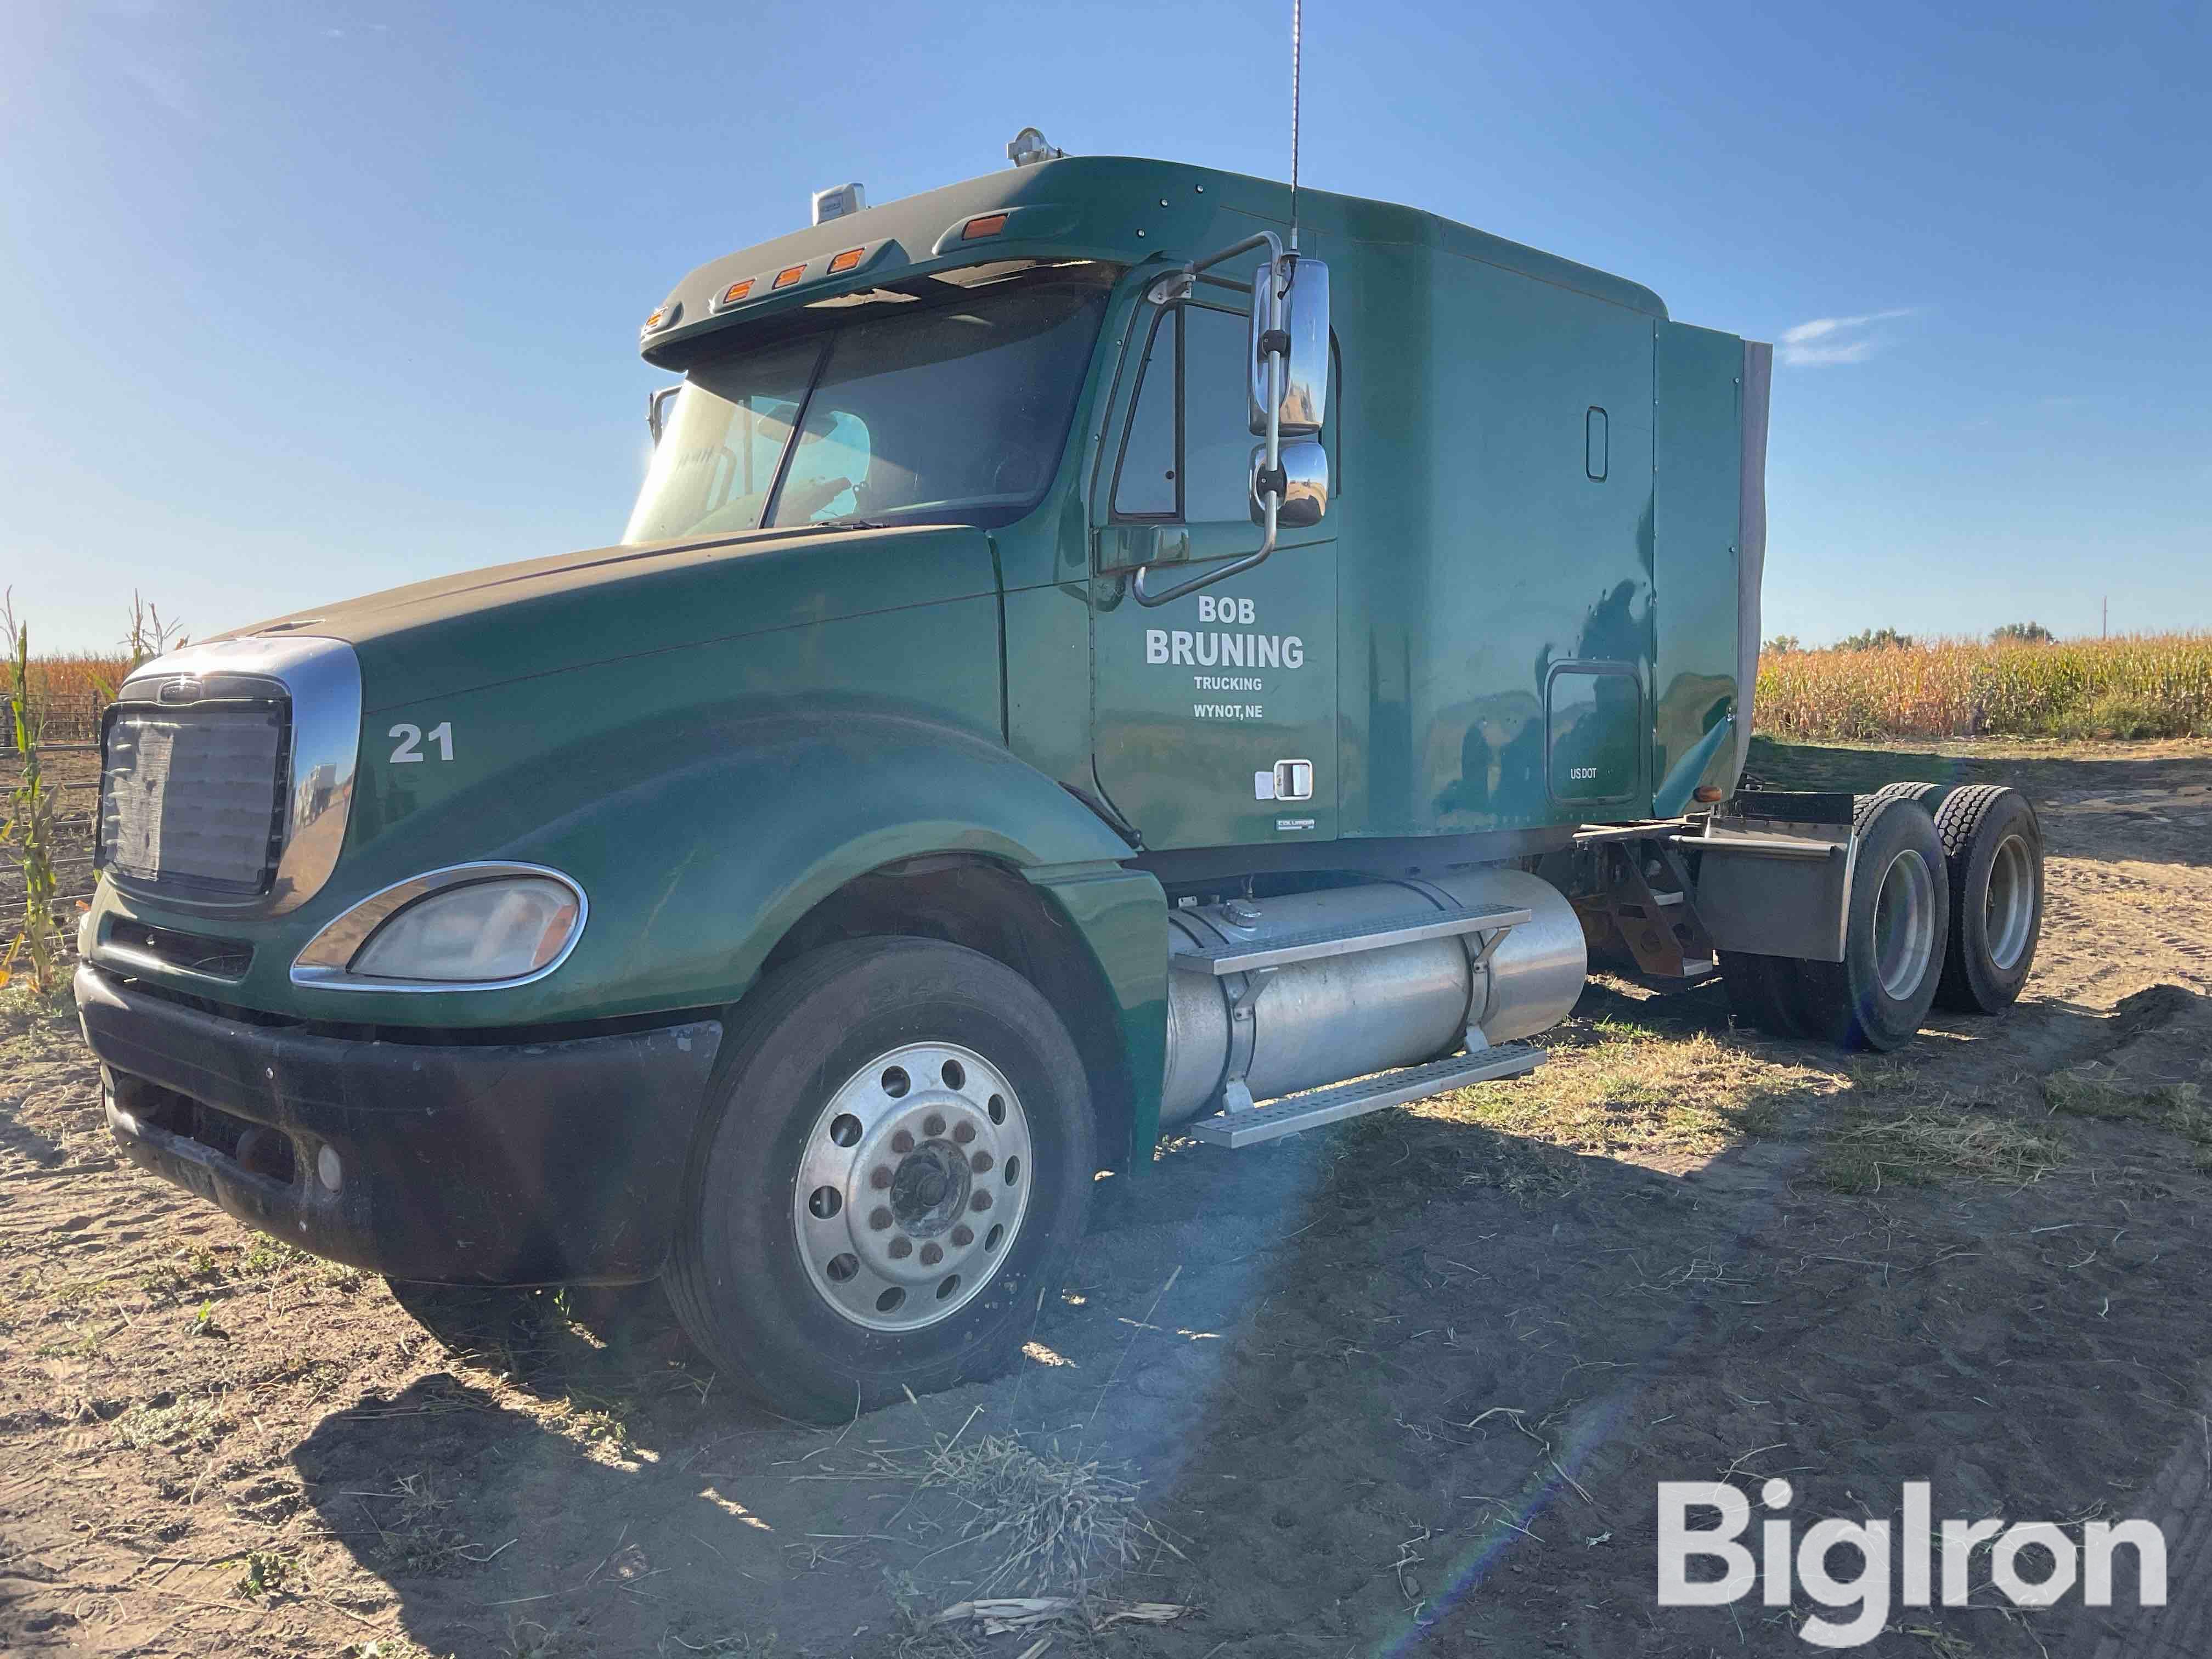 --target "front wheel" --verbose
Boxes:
[665,938,1095,1419]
